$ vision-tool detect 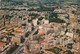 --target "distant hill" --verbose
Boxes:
[1,0,79,2]
[64,0,78,3]
[1,0,79,6]
[1,0,22,2]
